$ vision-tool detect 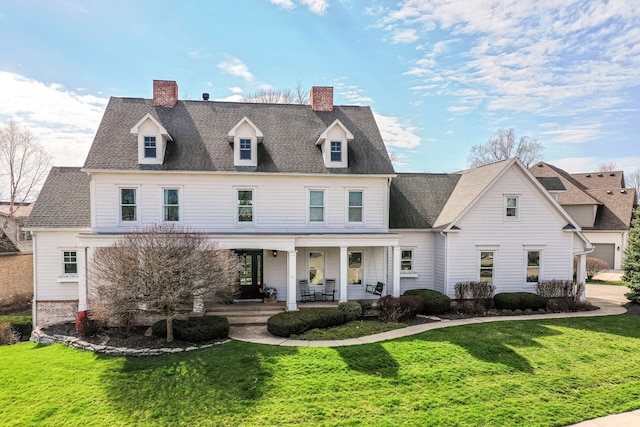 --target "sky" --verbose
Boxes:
[0,0,639,176]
